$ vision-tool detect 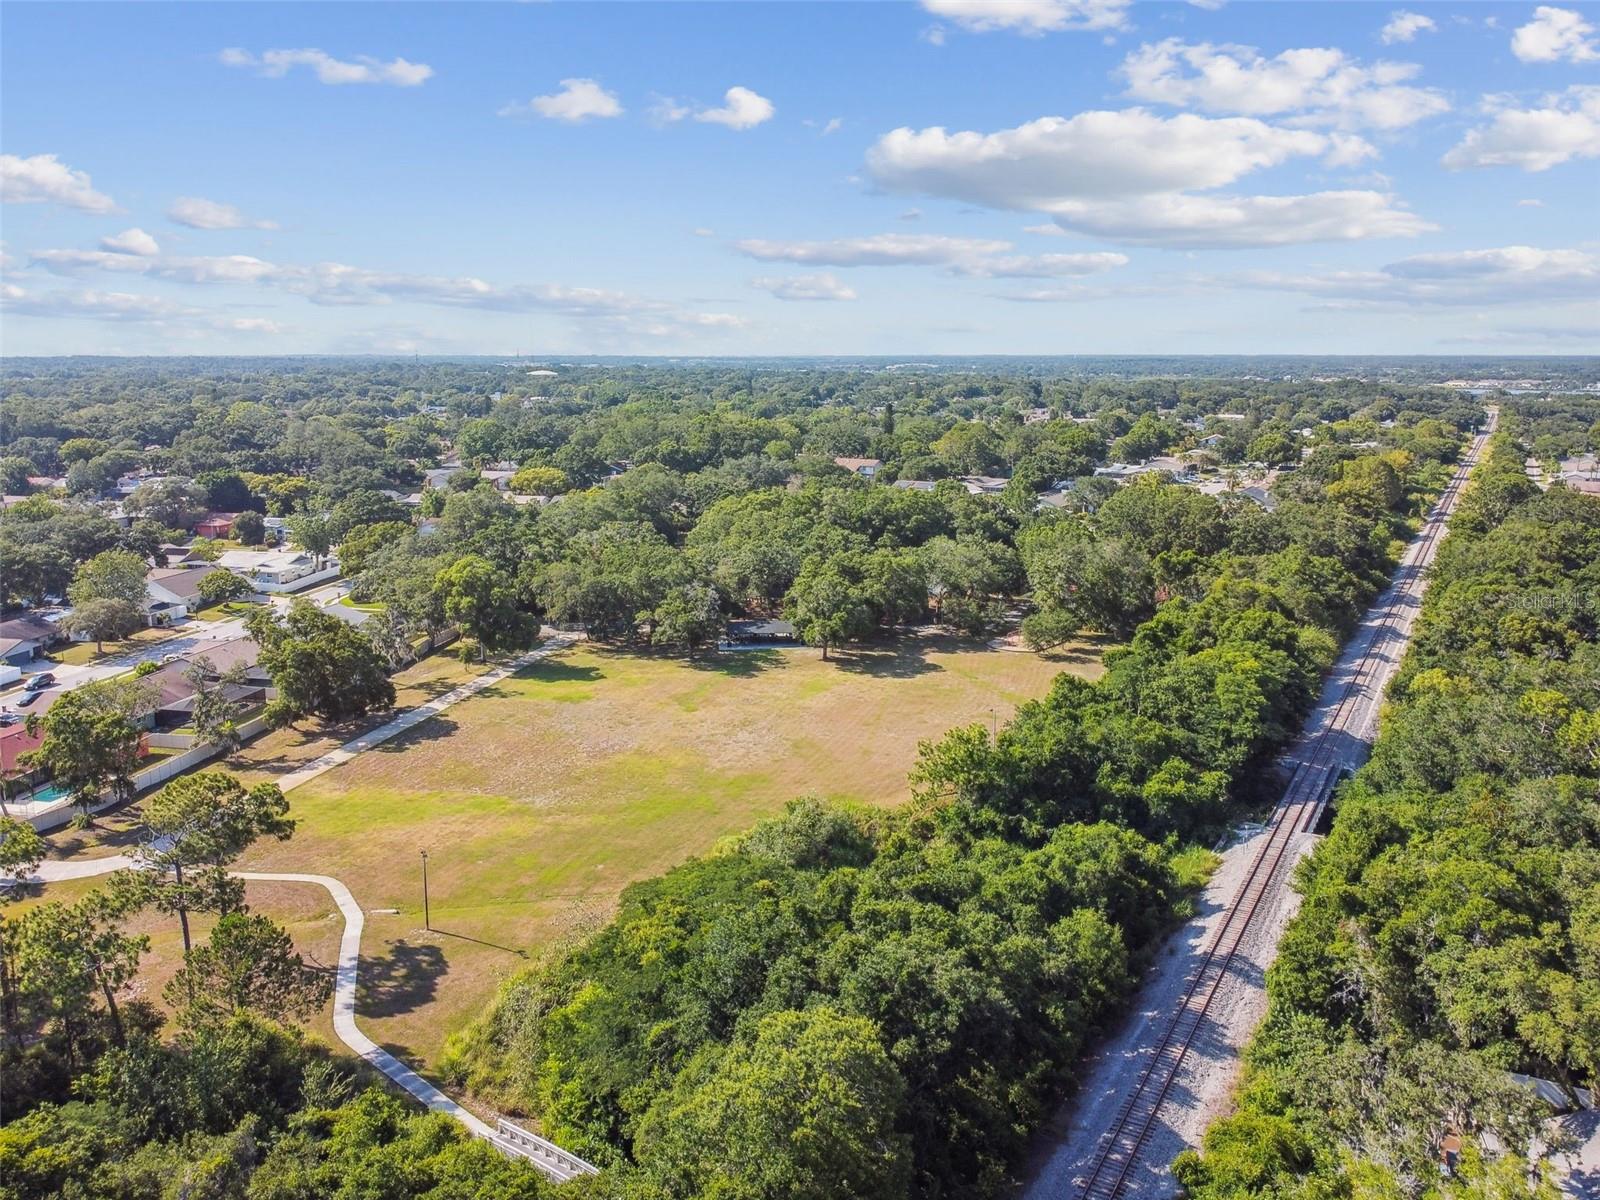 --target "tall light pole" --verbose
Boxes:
[420,849,431,931]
